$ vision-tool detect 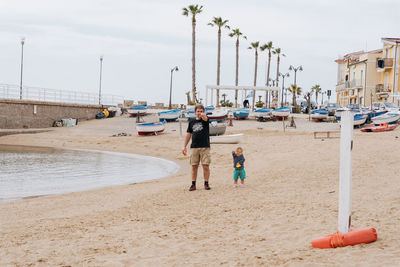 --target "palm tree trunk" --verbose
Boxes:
[292,89,296,107]
[275,55,280,106]
[316,93,318,106]
[265,51,271,107]
[191,16,196,103]
[234,38,239,108]
[216,27,221,107]
[252,50,258,110]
